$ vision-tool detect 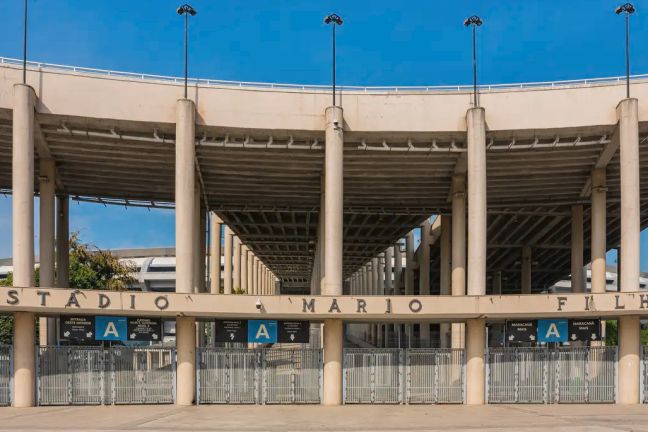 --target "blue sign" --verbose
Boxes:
[95,316,127,341]
[248,320,277,343]
[537,319,568,343]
